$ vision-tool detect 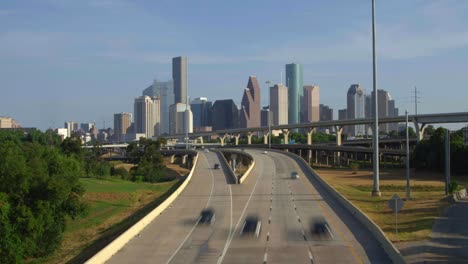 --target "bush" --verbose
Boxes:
[111,167,130,180]
[350,162,360,174]
[449,180,459,194]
